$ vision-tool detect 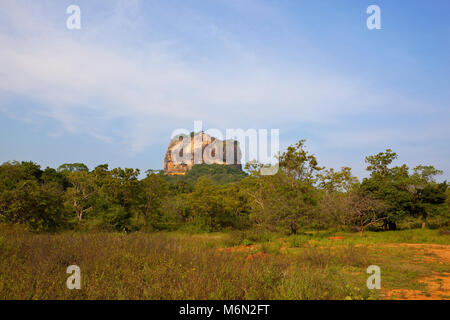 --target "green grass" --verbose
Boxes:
[288,229,450,247]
